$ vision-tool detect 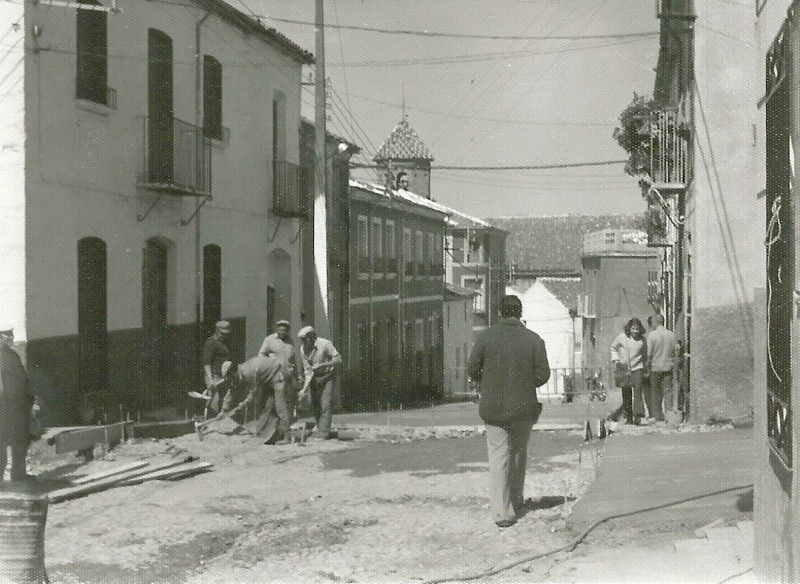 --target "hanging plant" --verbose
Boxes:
[613,93,657,179]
